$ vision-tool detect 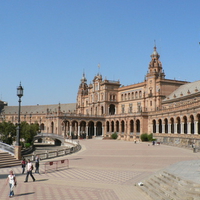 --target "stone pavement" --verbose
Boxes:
[0,140,200,200]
